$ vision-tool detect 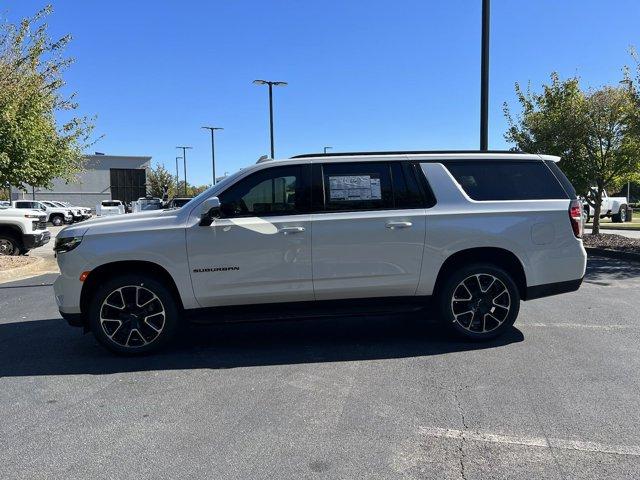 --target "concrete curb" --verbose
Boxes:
[585,247,640,262]
[597,226,640,232]
[0,256,50,283]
